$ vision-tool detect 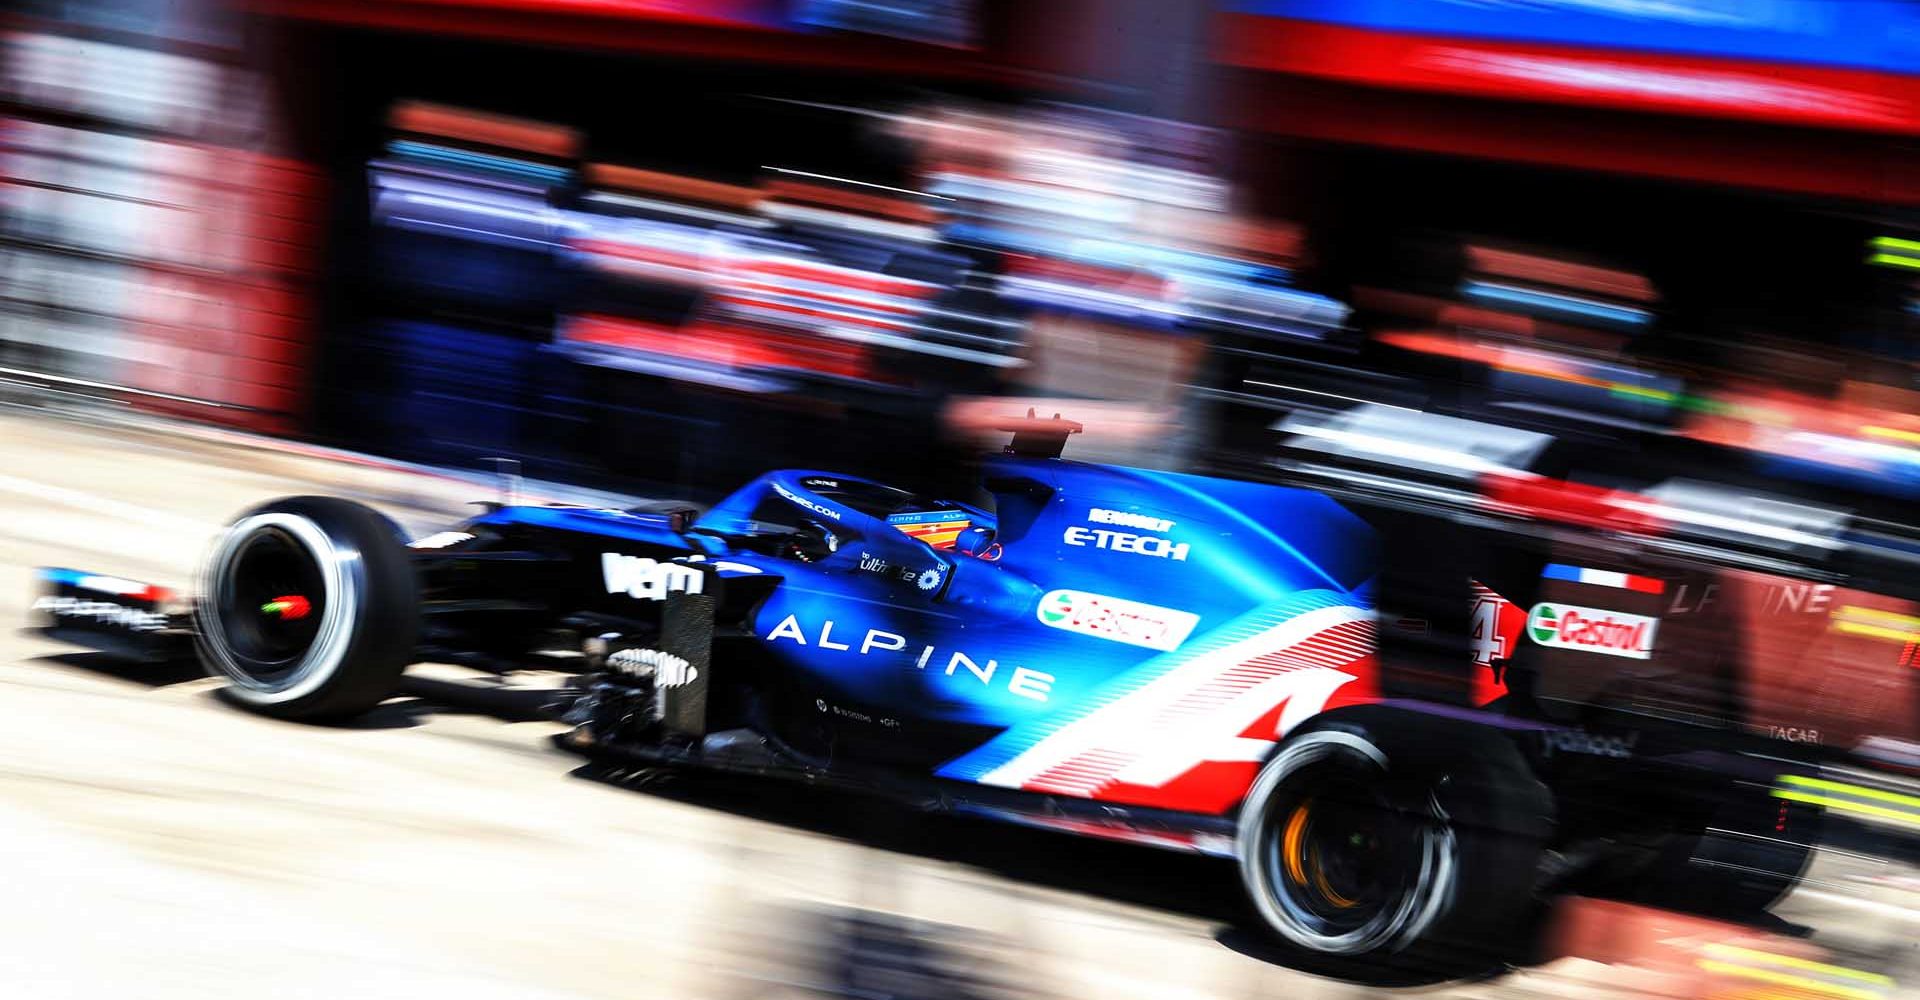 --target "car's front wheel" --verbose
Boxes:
[195,496,418,721]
